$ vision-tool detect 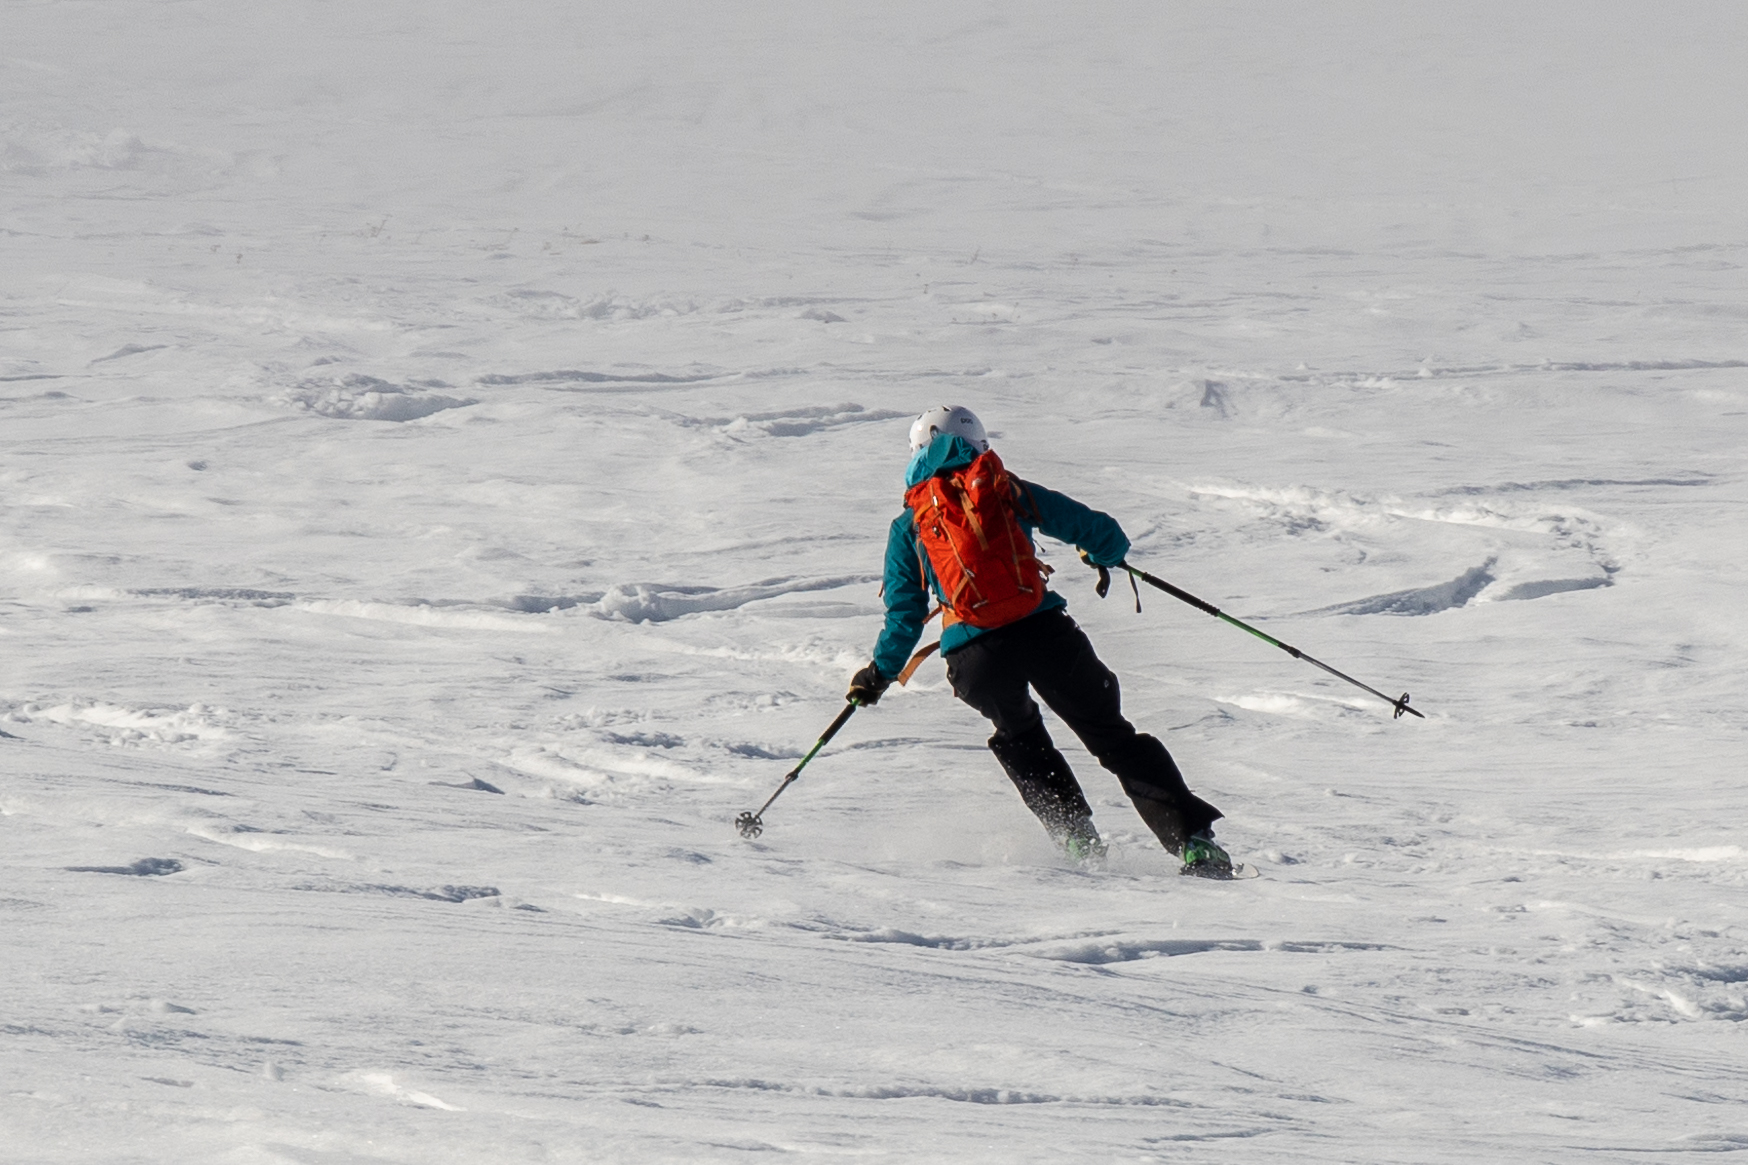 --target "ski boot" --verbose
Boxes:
[1180,830,1234,879]
[1058,819,1108,865]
